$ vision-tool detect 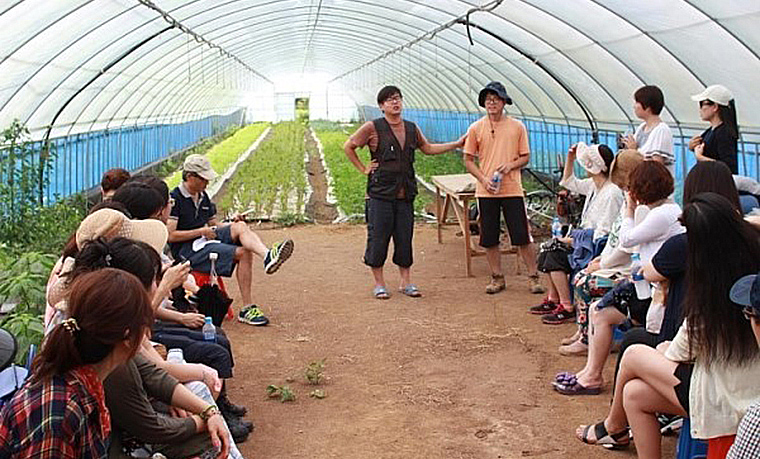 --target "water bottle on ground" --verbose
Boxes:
[552,216,562,239]
[202,317,216,342]
[630,253,651,300]
[490,170,502,193]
